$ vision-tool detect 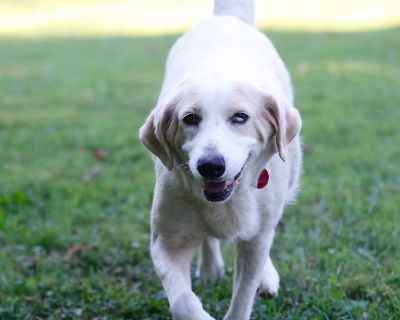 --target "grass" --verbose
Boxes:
[1,26,400,319]
[1,0,400,36]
